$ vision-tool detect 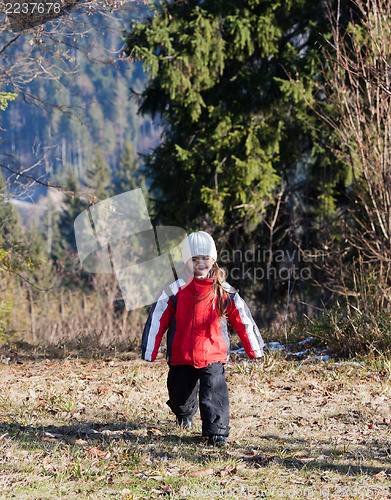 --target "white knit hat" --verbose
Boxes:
[181,231,217,263]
